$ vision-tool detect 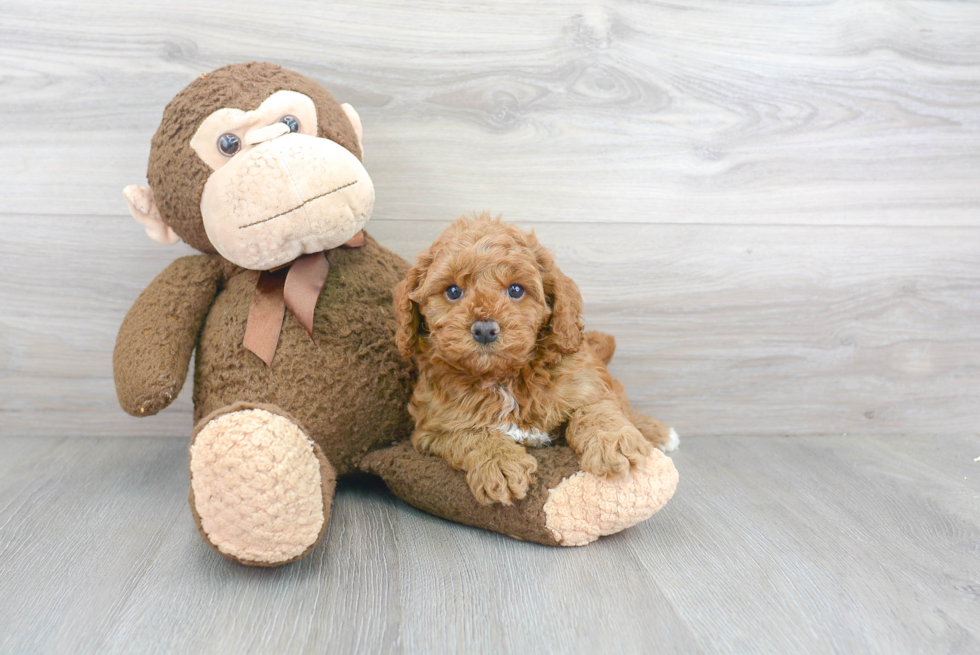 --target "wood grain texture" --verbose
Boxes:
[643,435,980,653]
[2,216,978,437]
[1,0,979,225]
[1,0,979,438]
[1,435,978,654]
